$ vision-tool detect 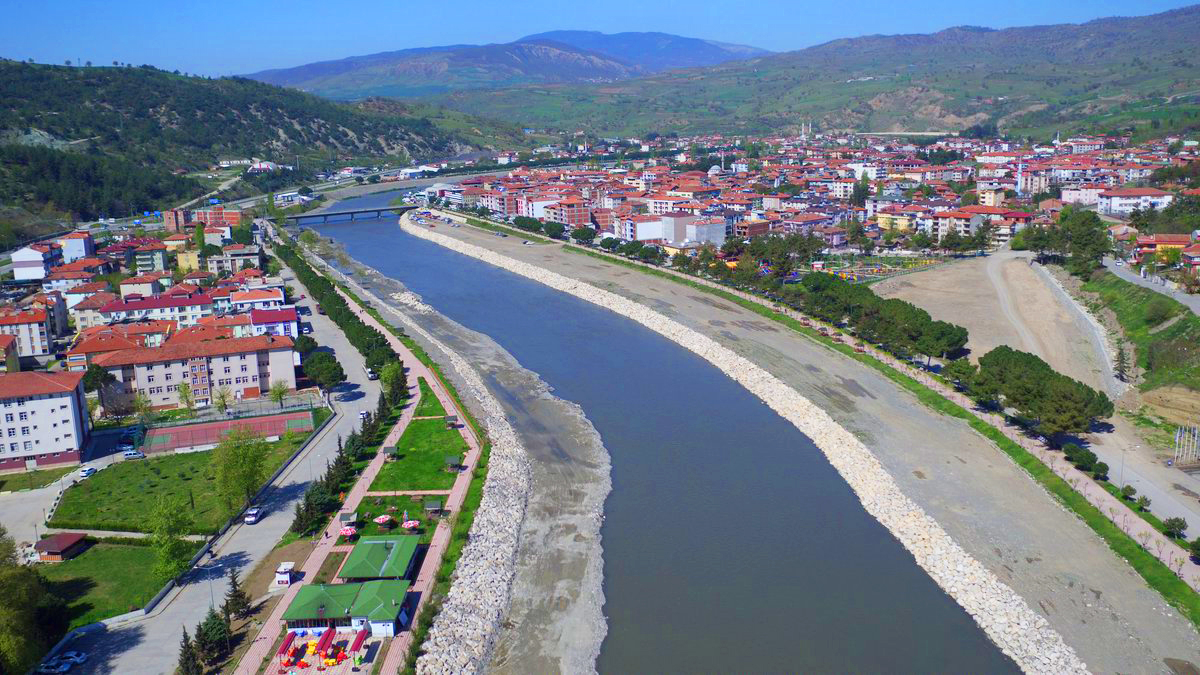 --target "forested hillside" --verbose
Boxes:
[429,5,1200,138]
